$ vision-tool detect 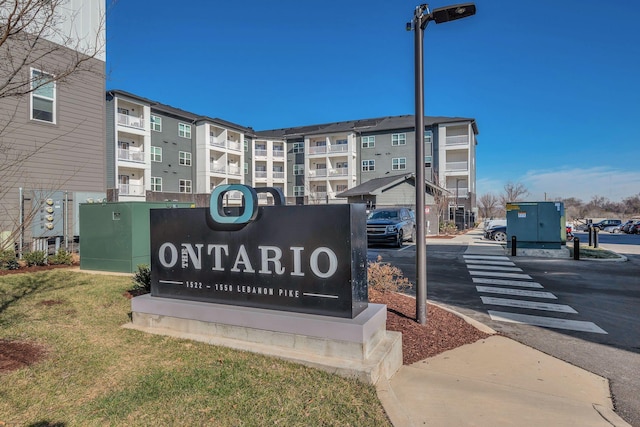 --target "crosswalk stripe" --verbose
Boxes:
[481,297,577,313]
[476,286,557,299]
[465,265,522,272]
[469,270,532,280]
[463,255,510,261]
[465,260,516,266]
[488,310,607,334]
[472,277,543,288]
